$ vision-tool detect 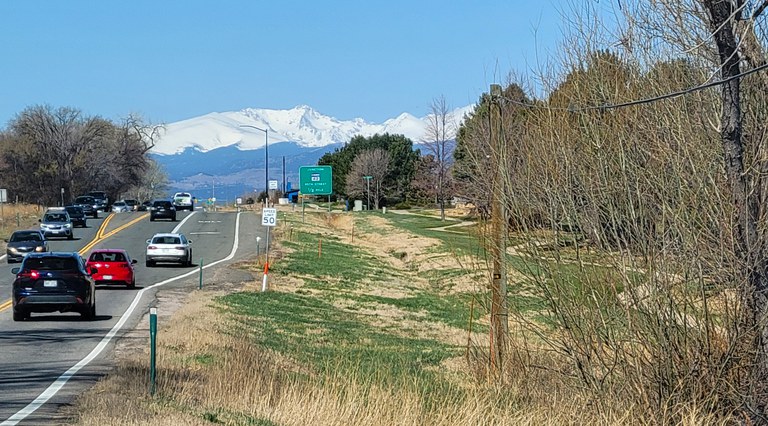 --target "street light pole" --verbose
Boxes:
[239,125,269,204]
